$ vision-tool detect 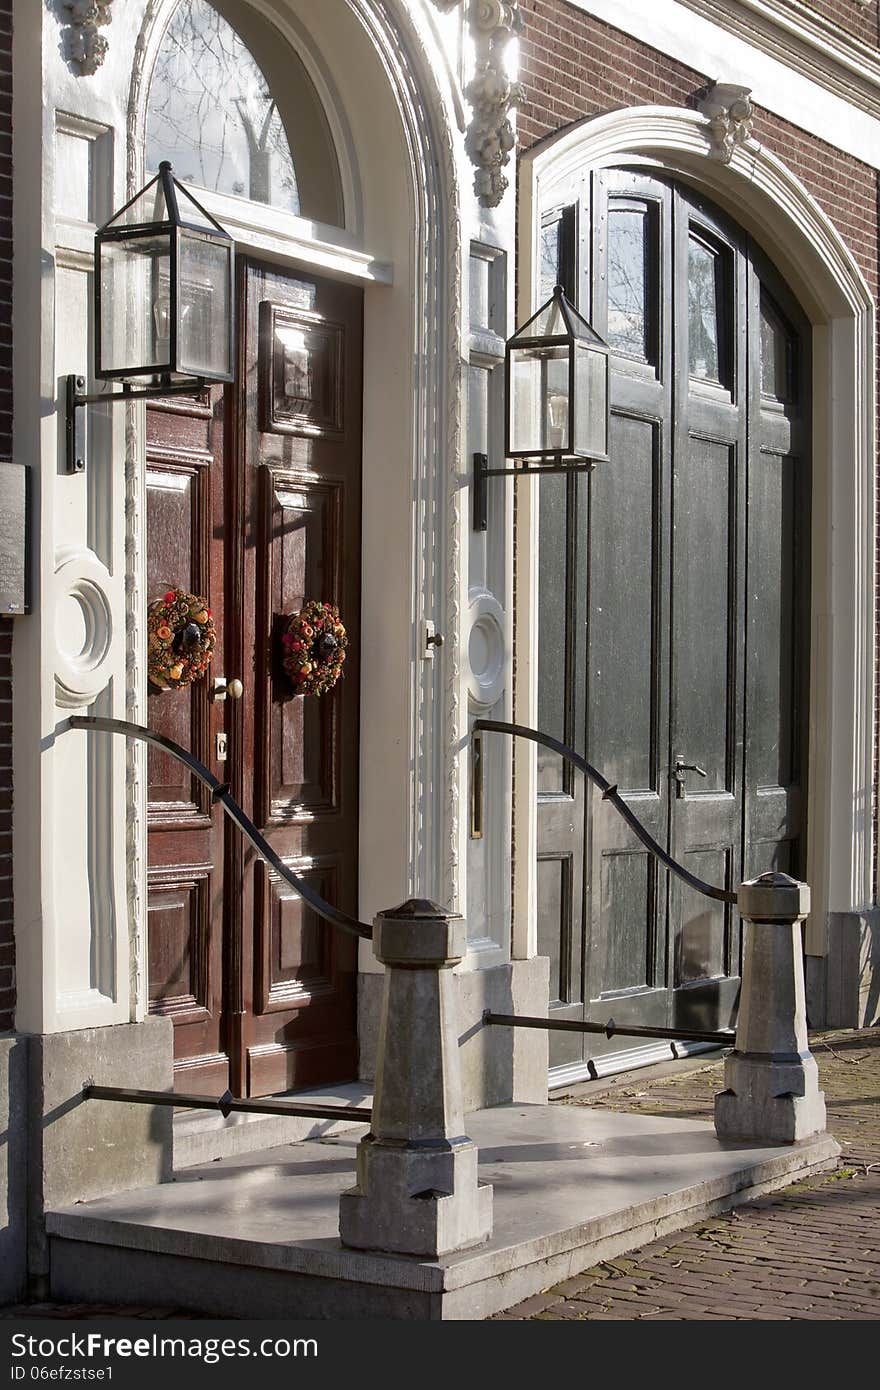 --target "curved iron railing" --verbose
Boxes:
[474,719,737,907]
[67,715,373,941]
